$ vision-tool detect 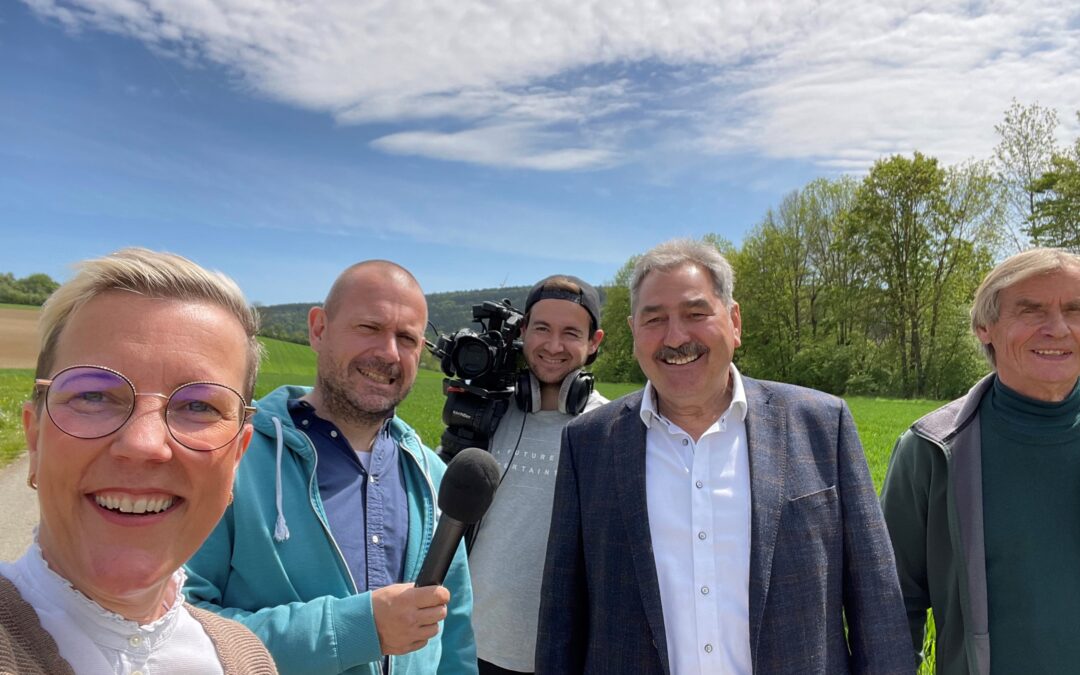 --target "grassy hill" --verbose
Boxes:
[253,336,317,396]
[256,284,610,346]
